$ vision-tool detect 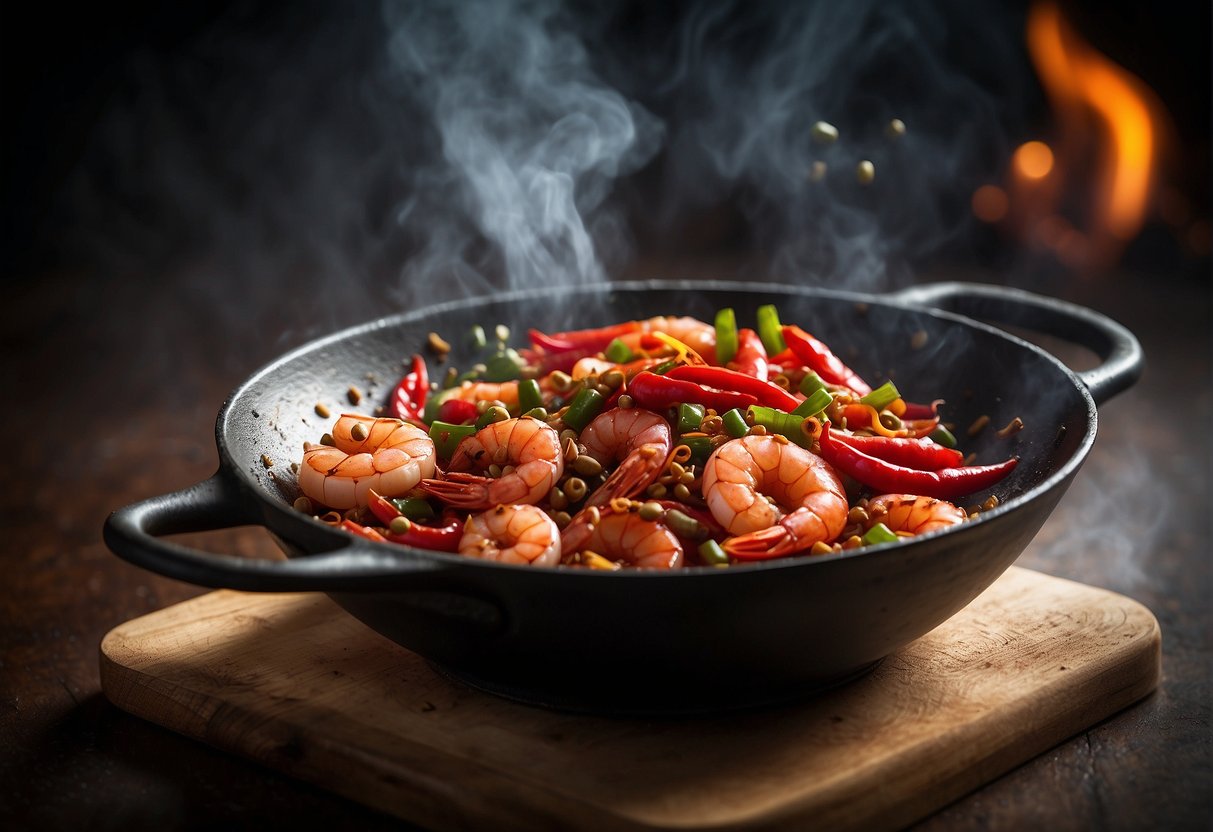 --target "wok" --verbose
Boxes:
[104,280,1142,714]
